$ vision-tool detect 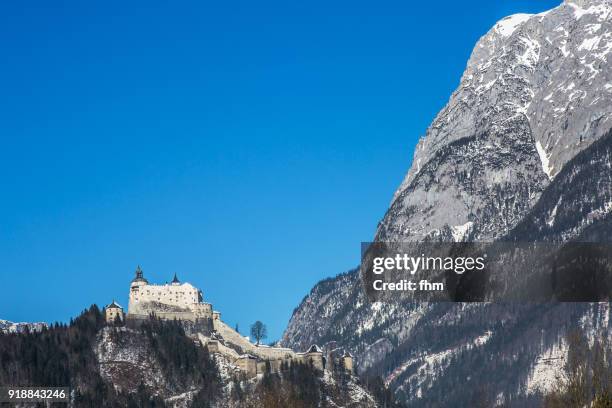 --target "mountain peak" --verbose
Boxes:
[382,0,612,242]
